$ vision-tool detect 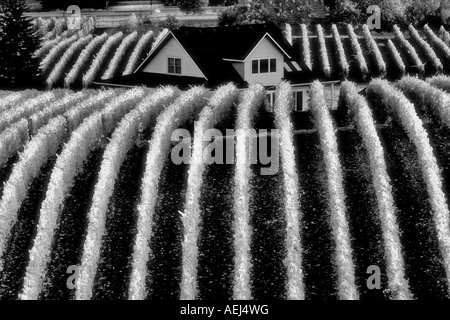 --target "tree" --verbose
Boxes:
[178,0,209,14]
[218,0,313,27]
[0,0,41,88]
[40,0,105,10]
